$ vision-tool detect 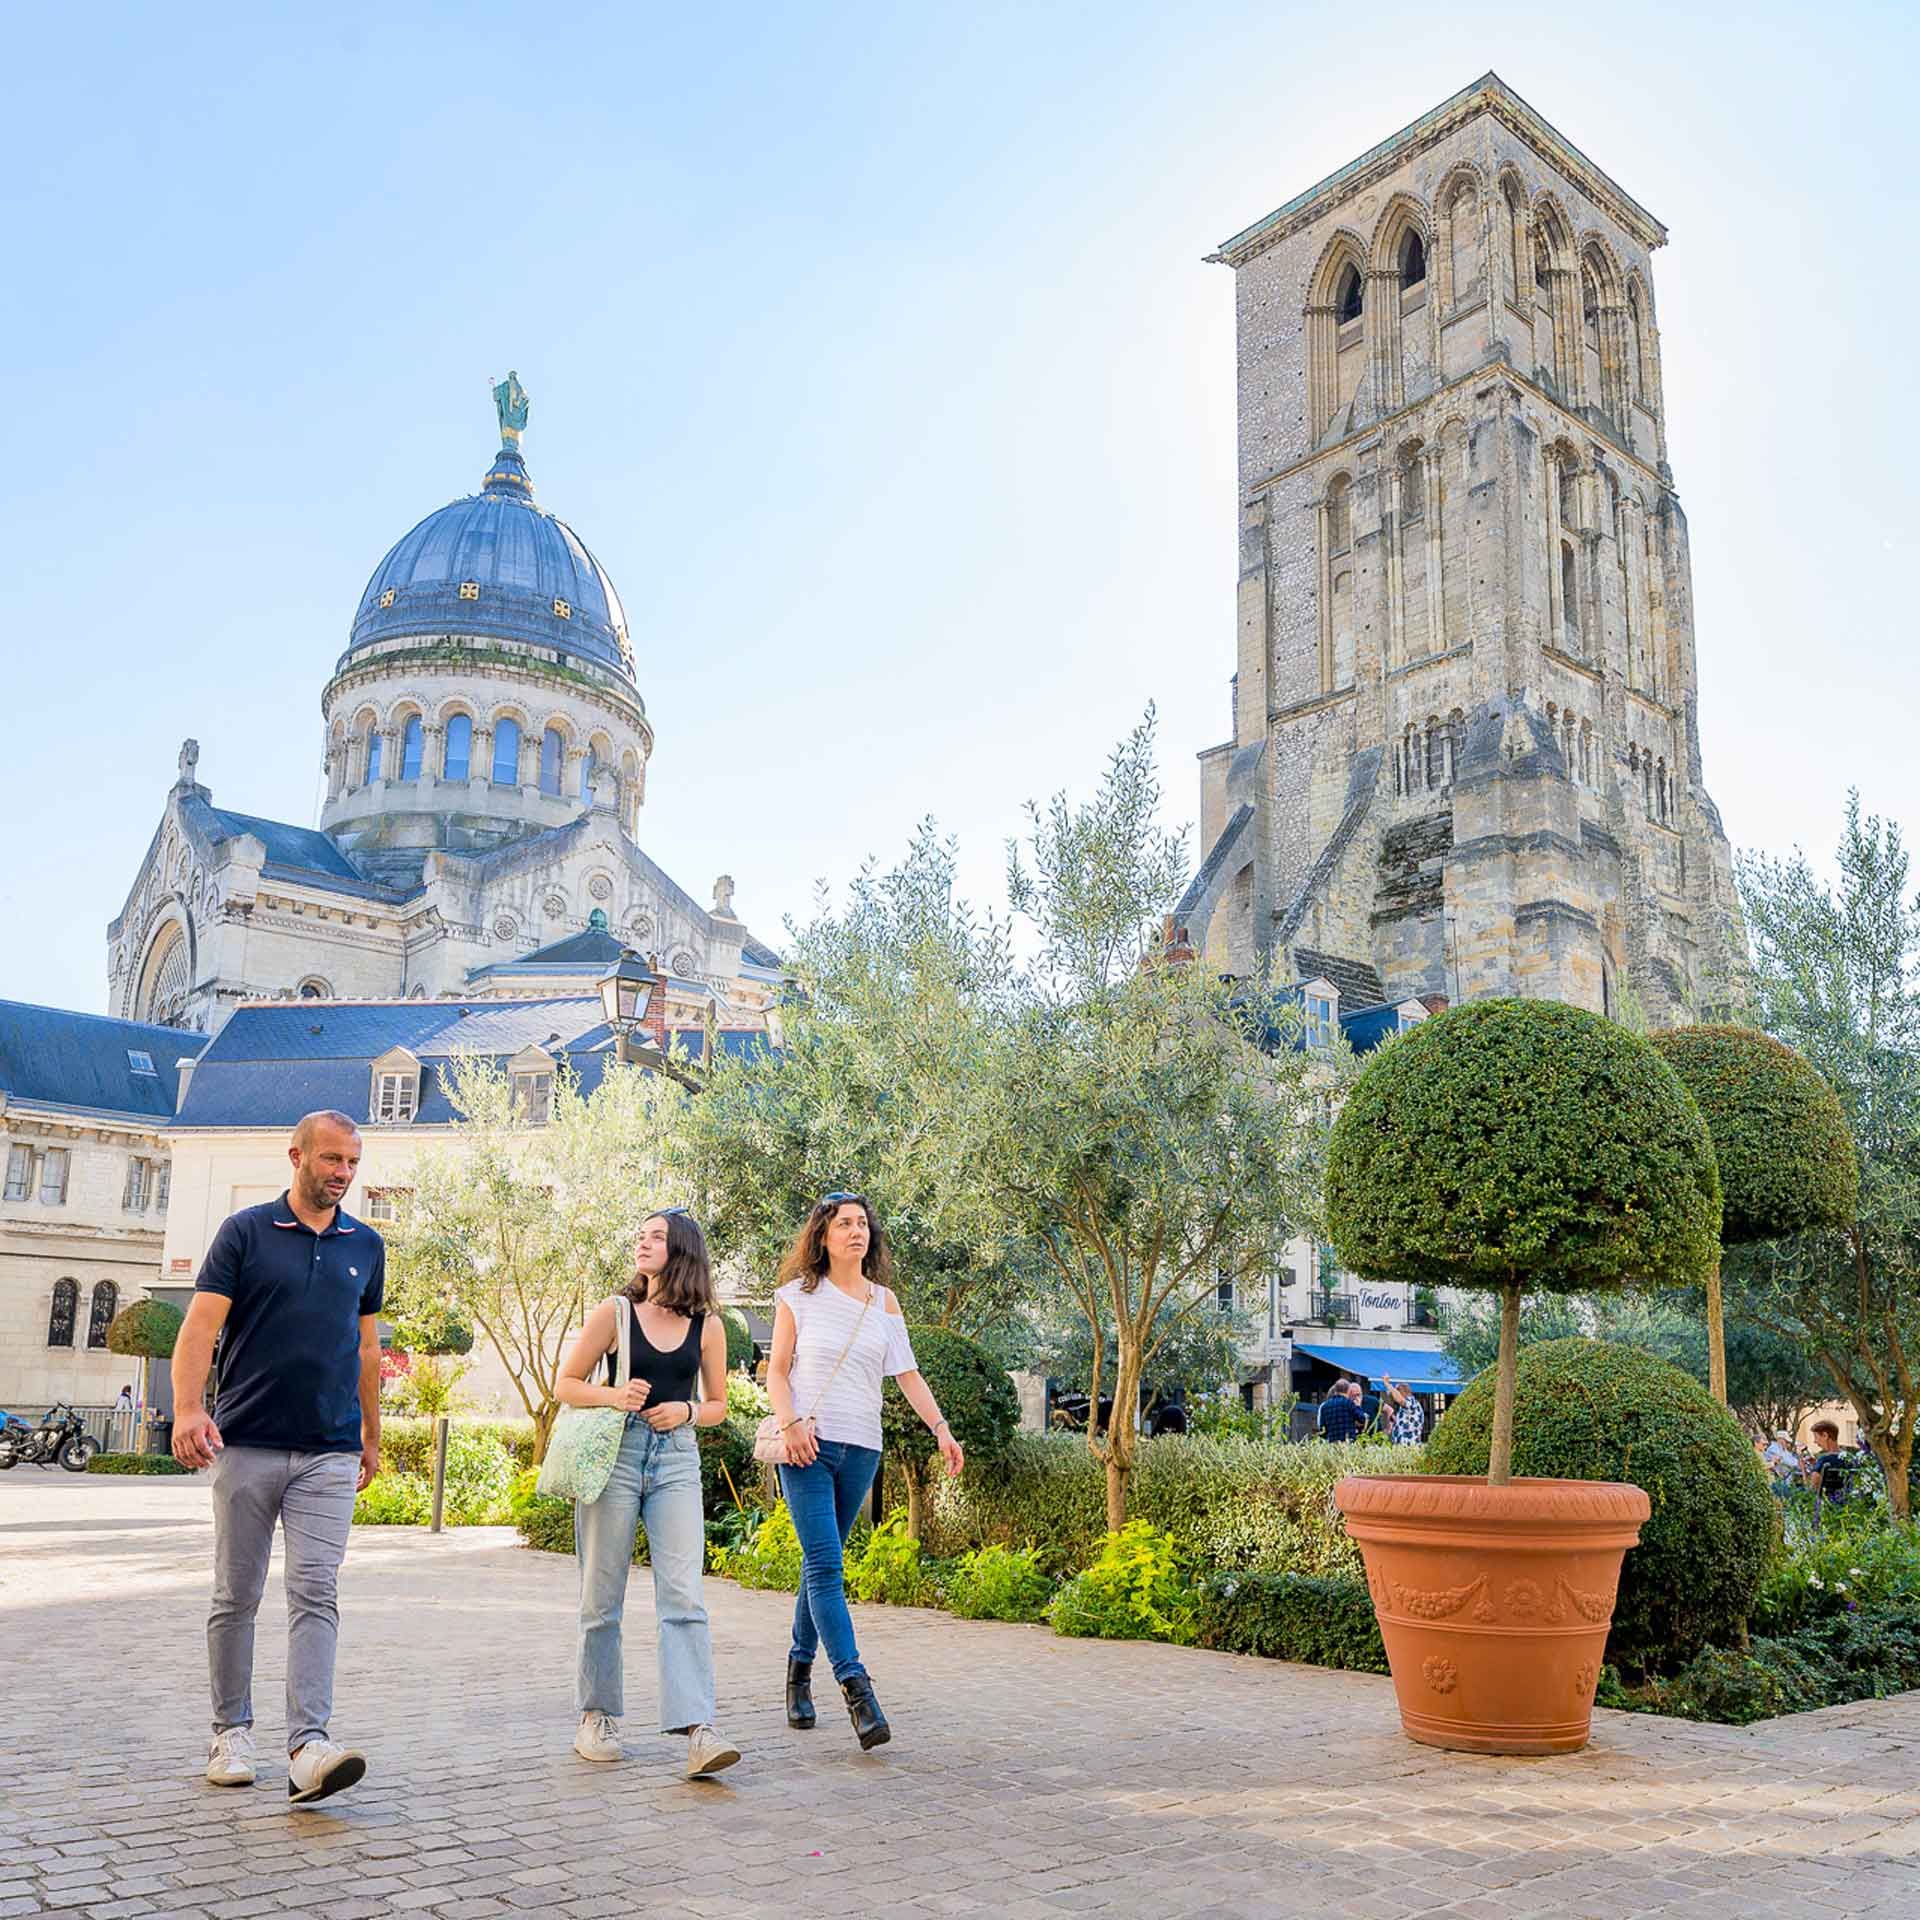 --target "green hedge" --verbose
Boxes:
[379,1417,535,1478]
[1423,1338,1774,1674]
[1196,1571,1388,1673]
[922,1431,1391,1577]
[1607,1600,1920,1724]
[85,1451,189,1475]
